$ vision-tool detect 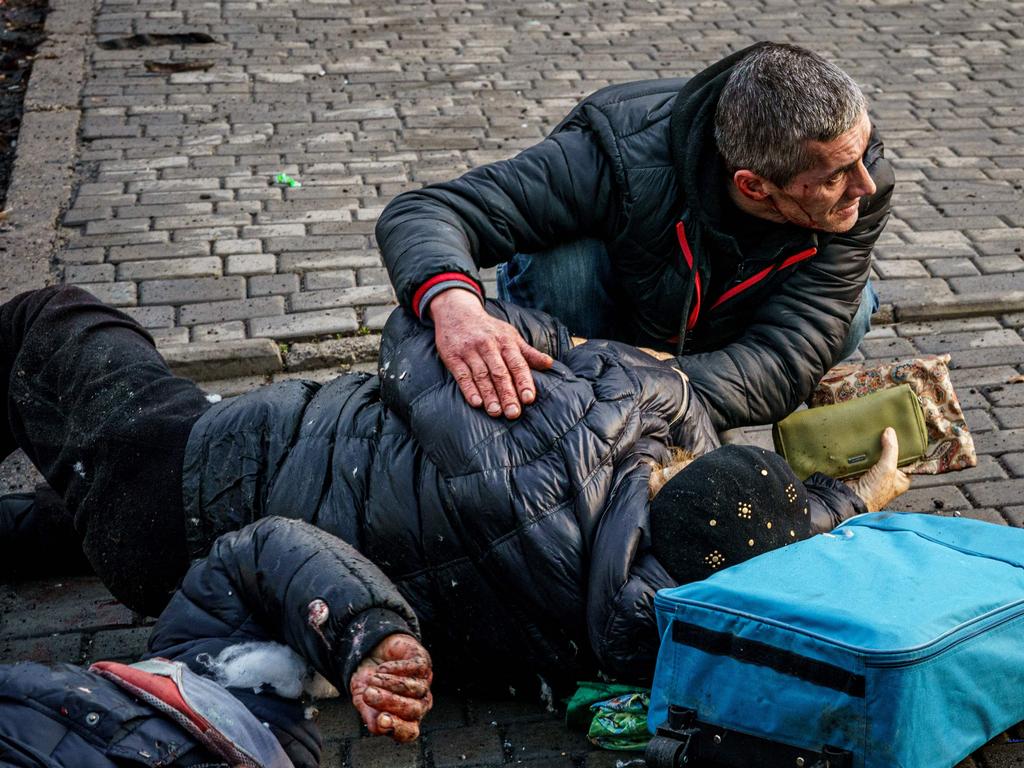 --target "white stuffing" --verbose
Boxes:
[205,393,223,404]
[538,676,555,713]
[72,461,86,479]
[197,641,340,699]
